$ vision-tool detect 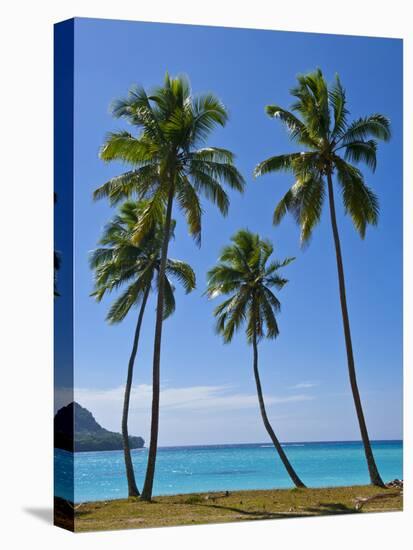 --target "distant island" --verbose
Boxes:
[54,401,144,452]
